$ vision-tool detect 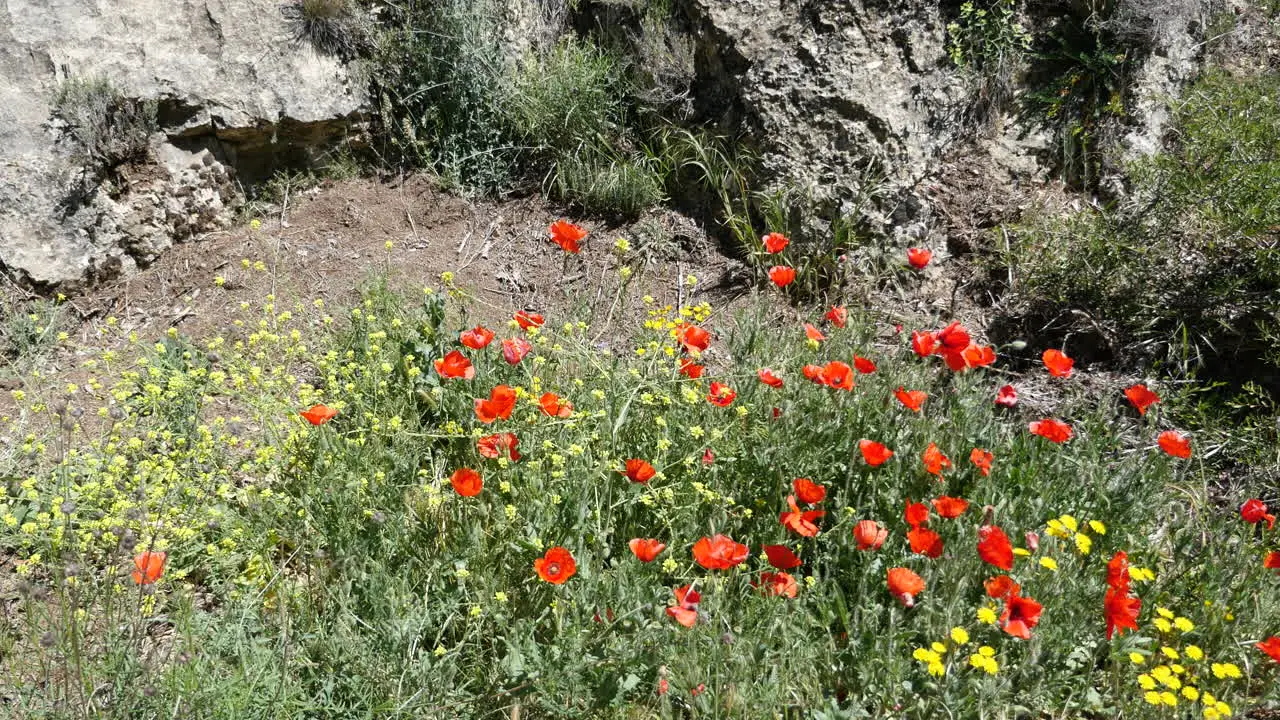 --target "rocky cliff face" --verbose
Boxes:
[678,0,1220,243]
[0,0,1225,289]
[683,0,971,234]
[0,0,364,288]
